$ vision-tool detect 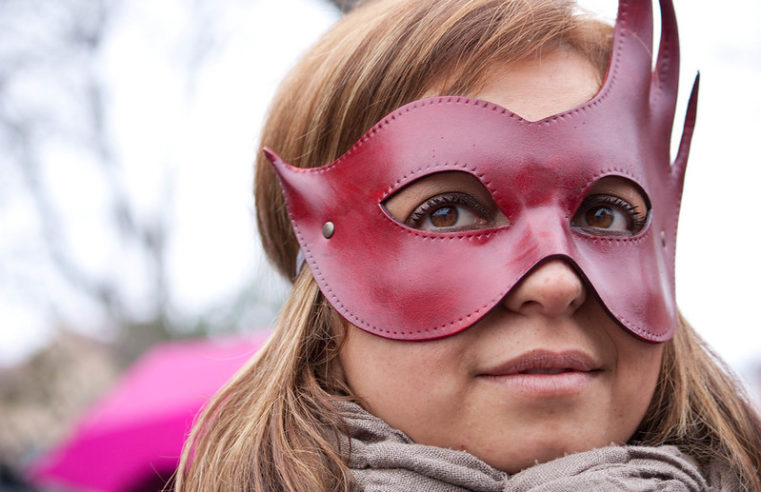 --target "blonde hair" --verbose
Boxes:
[176,0,761,490]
